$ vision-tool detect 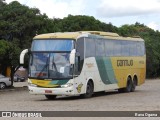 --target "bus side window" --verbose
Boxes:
[137,42,145,56]
[96,39,105,57]
[75,38,84,75]
[75,54,81,75]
